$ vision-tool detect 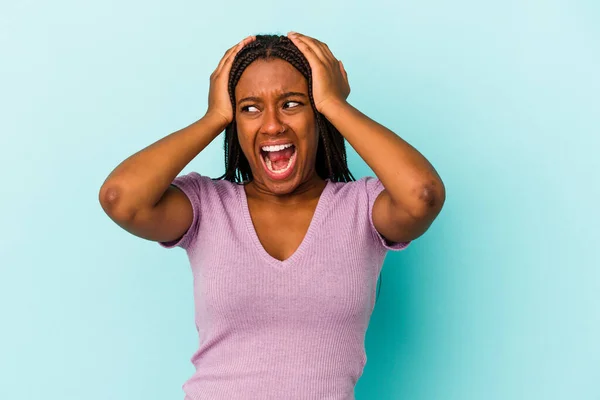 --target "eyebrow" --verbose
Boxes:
[237,91,307,105]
